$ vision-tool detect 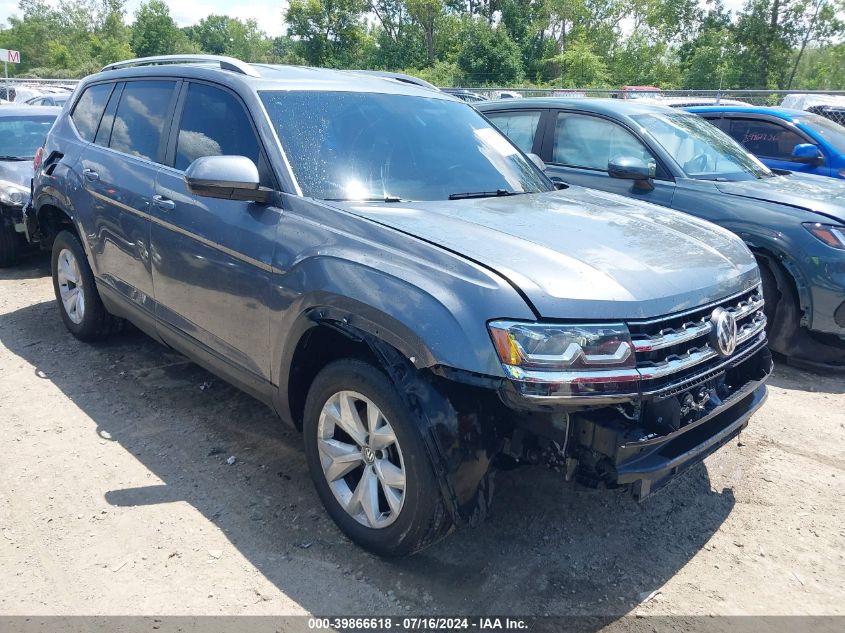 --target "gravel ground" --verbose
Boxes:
[1,255,843,618]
